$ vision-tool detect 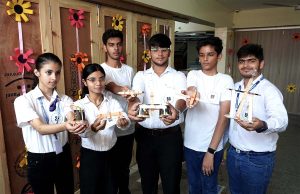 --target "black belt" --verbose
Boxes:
[136,124,179,136]
[230,145,274,155]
